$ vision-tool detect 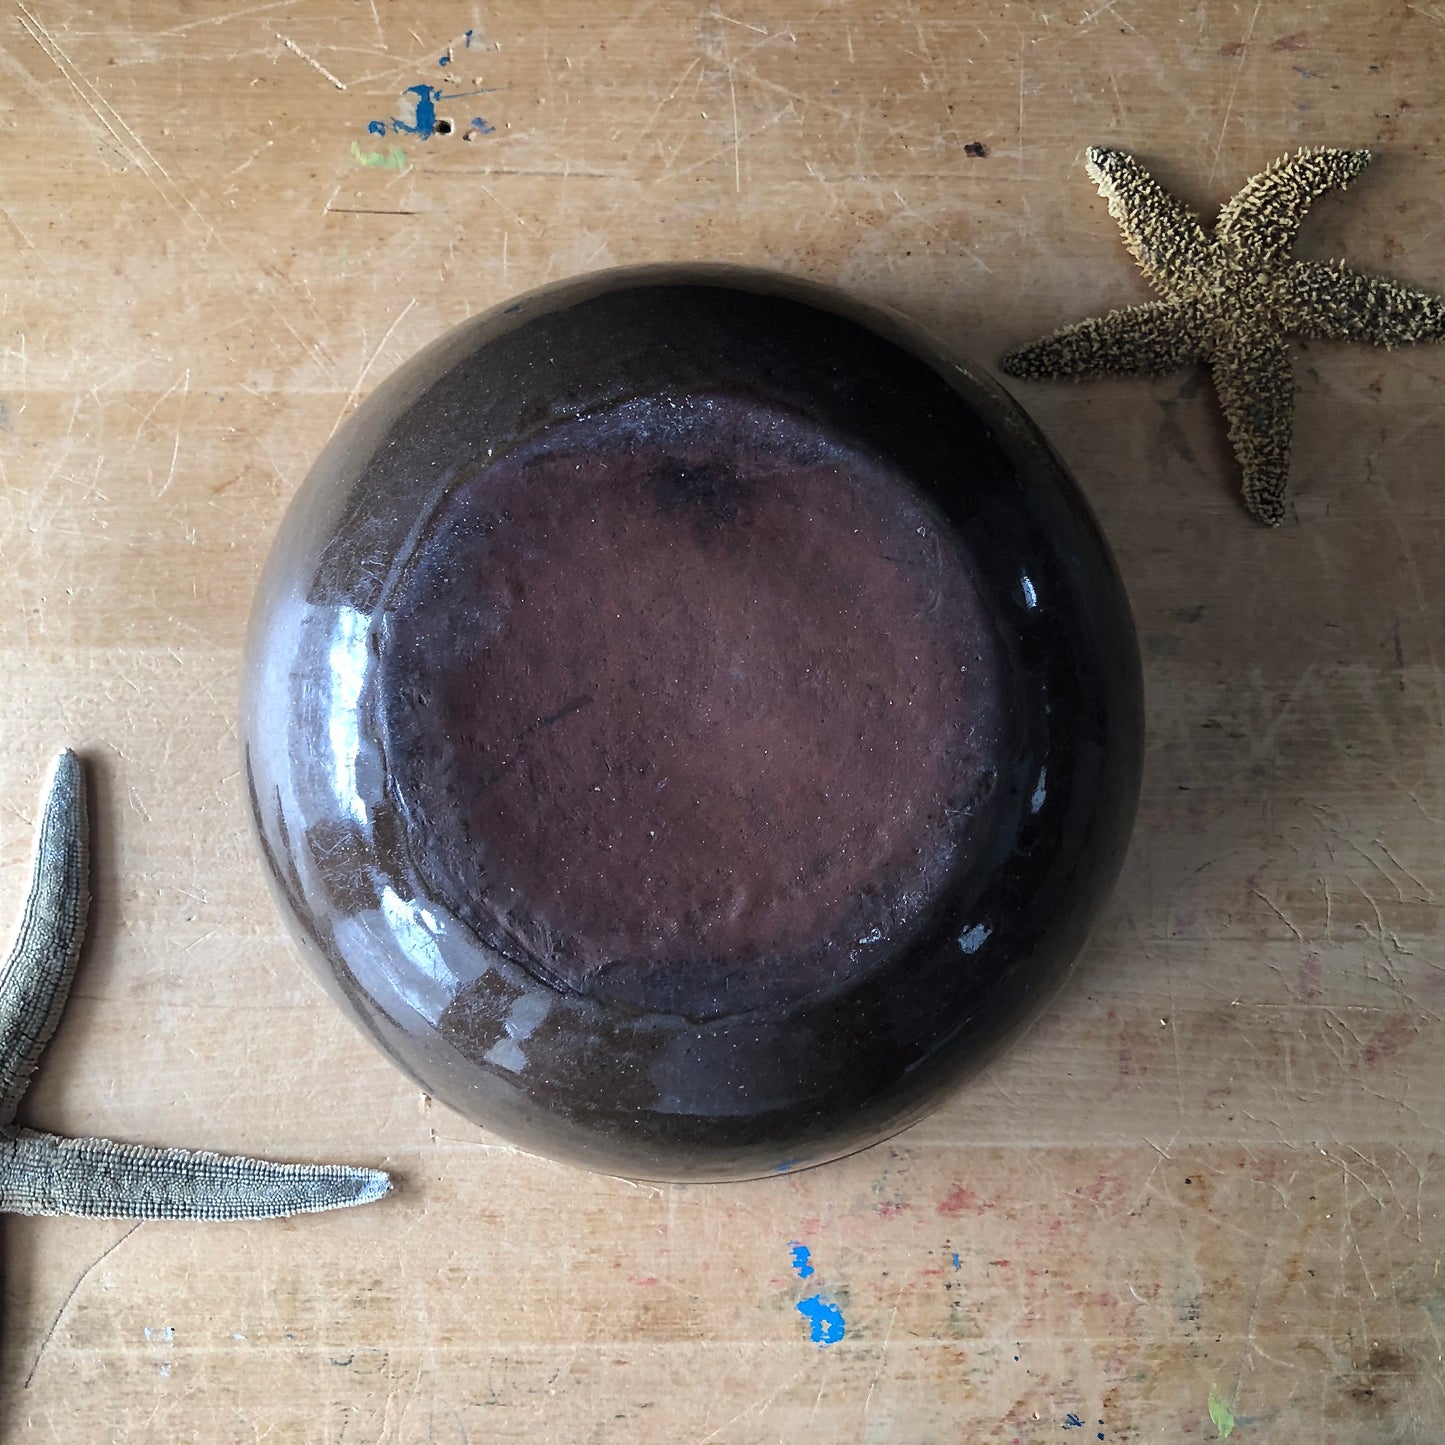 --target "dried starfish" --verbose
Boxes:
[1000,146,1445,524]
[0,751,389,1218]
